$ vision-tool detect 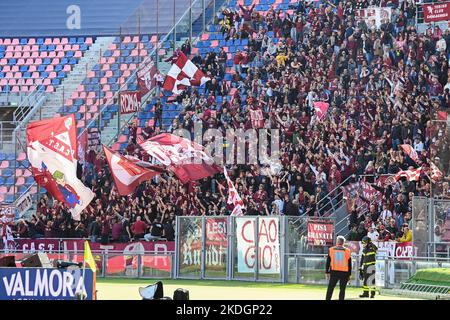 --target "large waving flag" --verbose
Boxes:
[102,145,163,196]
[224,168,244,216]
[163,51,210,95]
[27,115,94,221]
[140,133,221,184]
